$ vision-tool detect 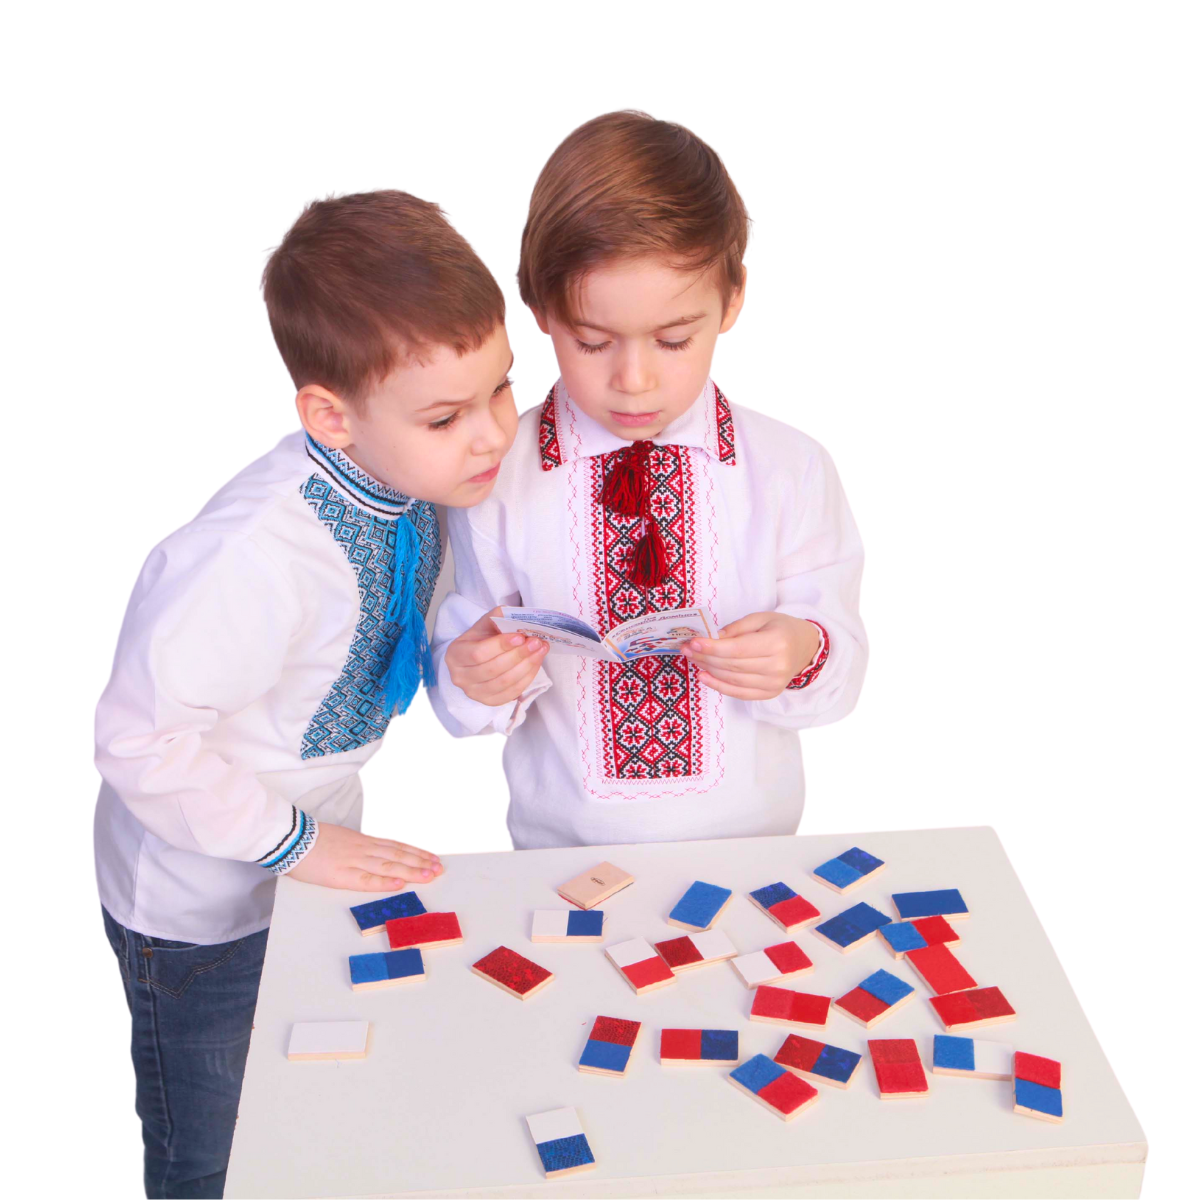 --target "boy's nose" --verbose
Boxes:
[612,347,655,396]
